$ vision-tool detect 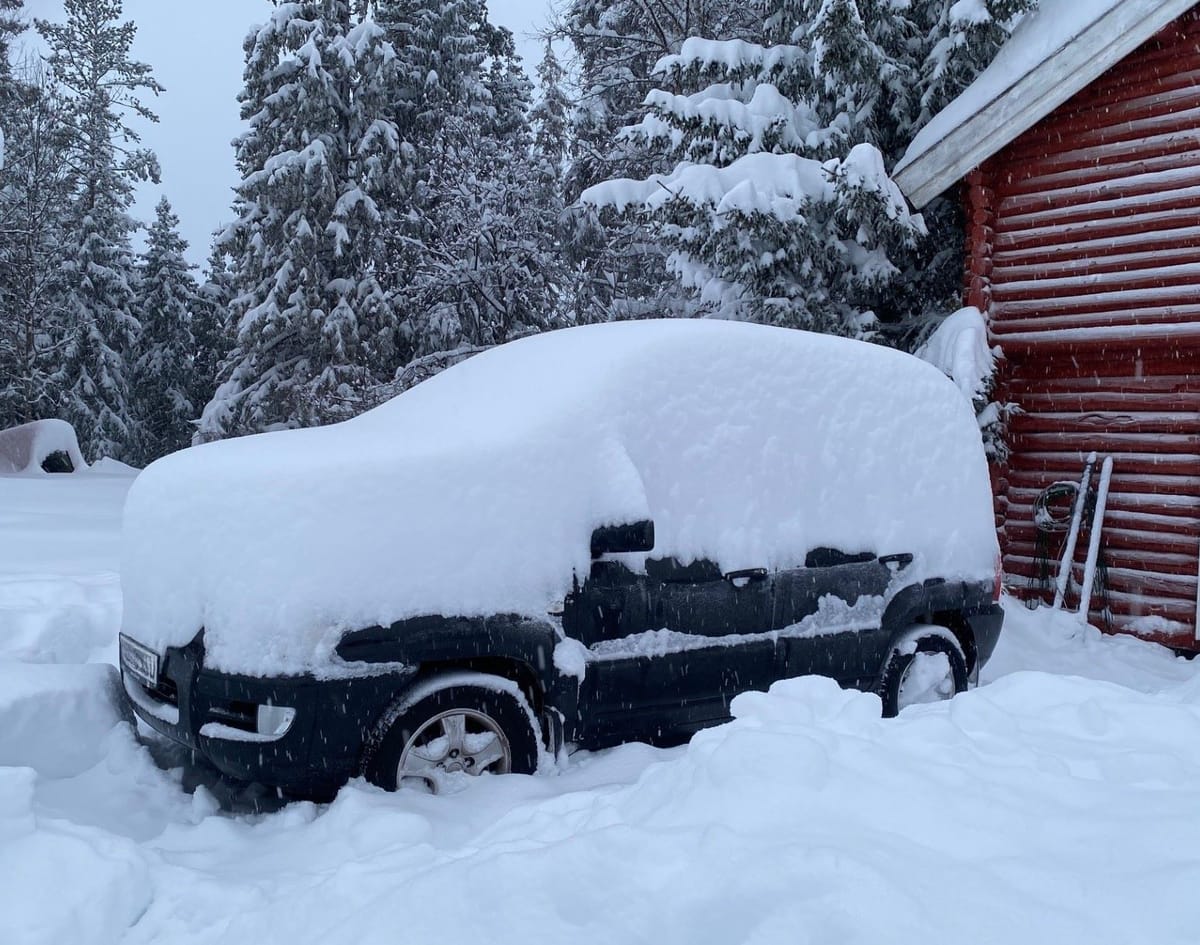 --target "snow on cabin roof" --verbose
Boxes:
[894,0,1198,208]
